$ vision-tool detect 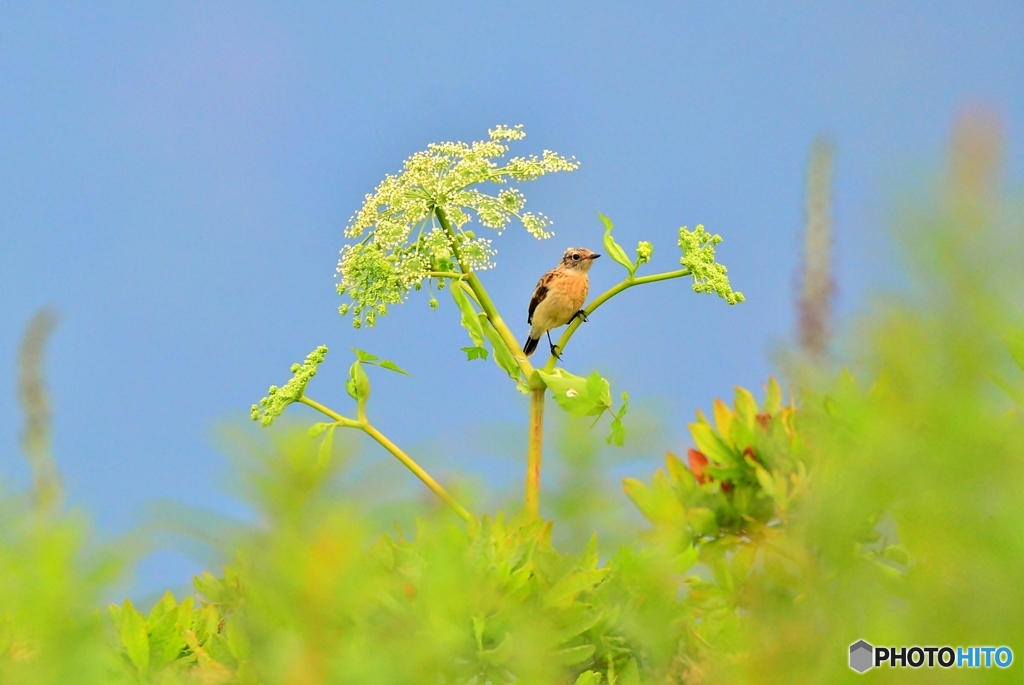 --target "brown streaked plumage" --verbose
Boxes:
[523,247,600,358]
